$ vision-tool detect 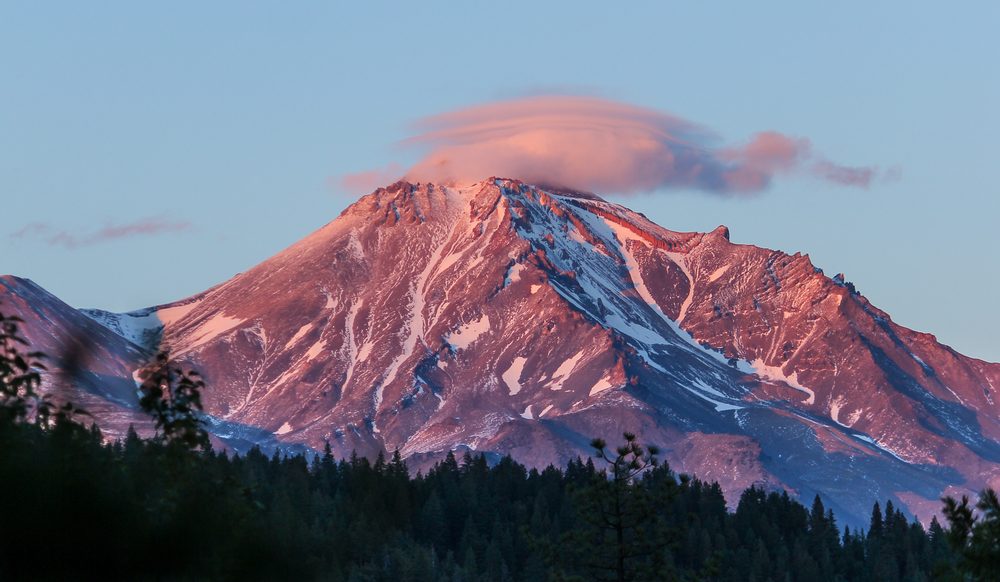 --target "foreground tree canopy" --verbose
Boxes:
[1,307,998,581]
